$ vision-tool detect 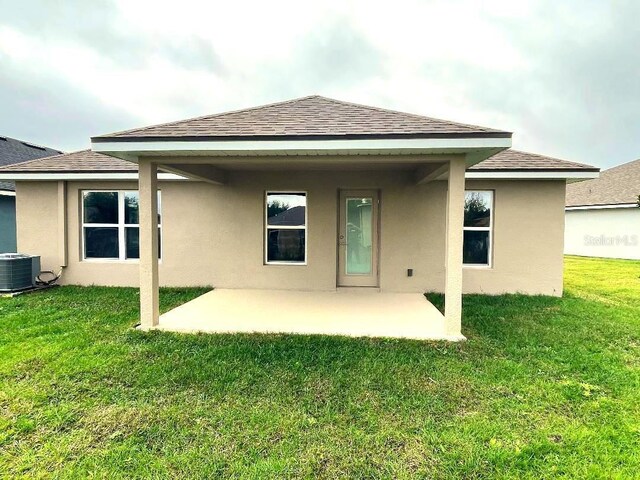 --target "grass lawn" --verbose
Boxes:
[1,256,639,479]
